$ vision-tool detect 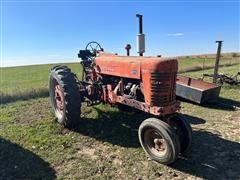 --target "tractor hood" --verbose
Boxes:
[95,52,178,79]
